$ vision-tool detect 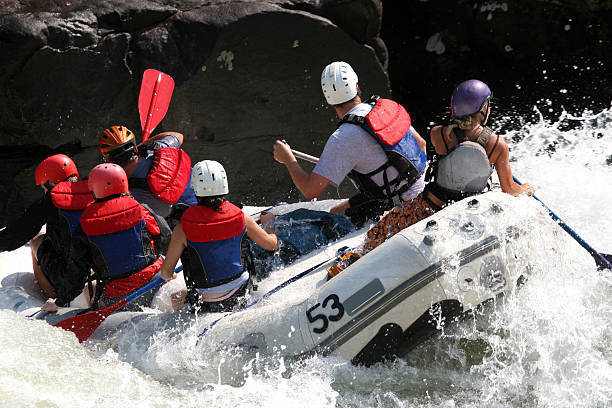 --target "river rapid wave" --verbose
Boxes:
[1,104,611,407]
